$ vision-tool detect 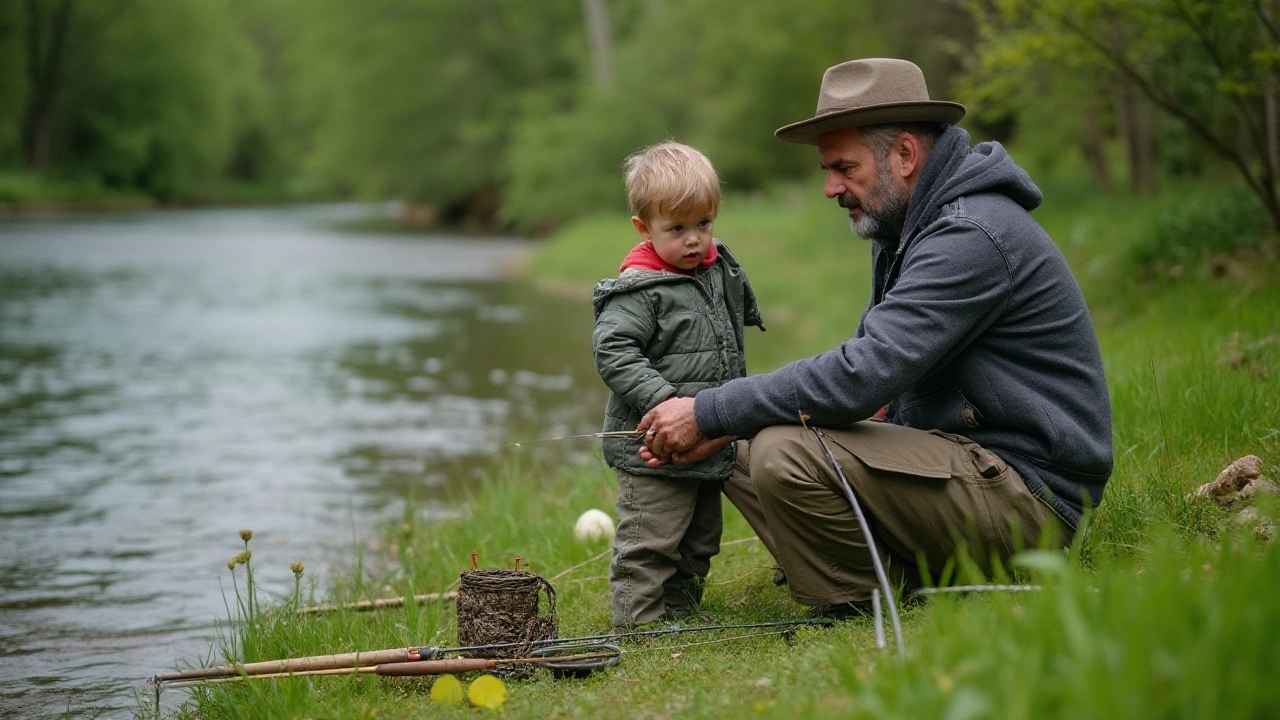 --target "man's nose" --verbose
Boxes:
[824,171,844,199]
